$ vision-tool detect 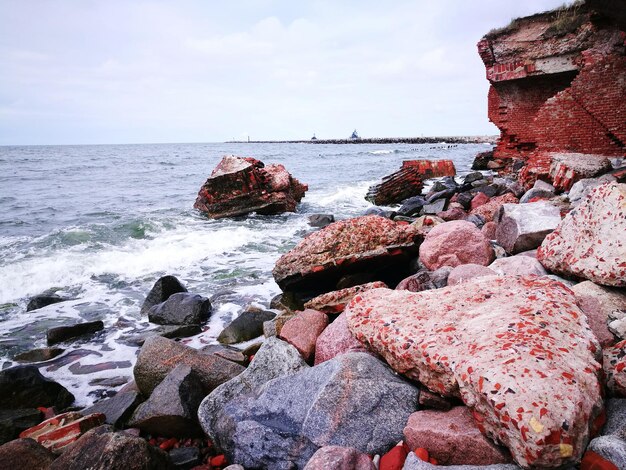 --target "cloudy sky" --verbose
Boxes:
[0,0,571,145]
